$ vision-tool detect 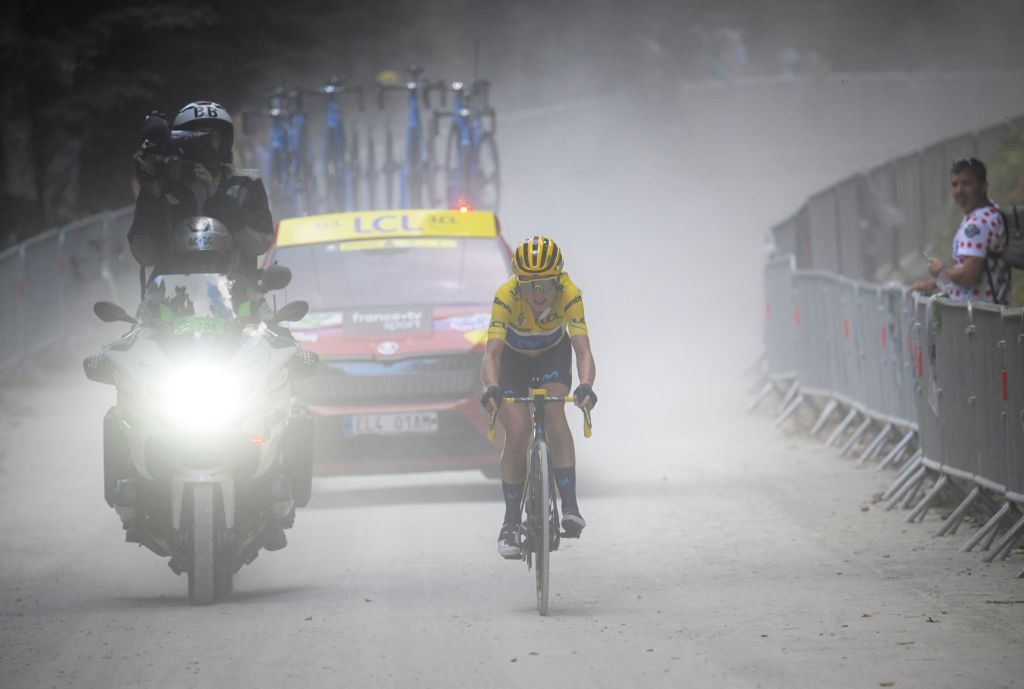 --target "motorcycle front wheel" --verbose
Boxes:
[188,483,231,604]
